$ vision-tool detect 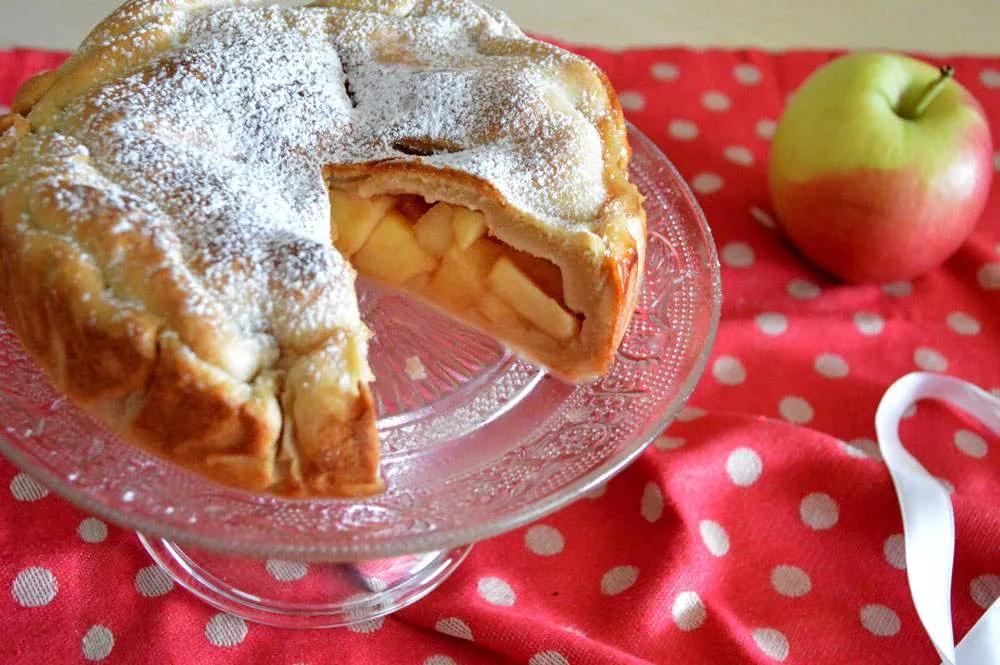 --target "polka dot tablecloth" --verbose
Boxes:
[2,46,999,664]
